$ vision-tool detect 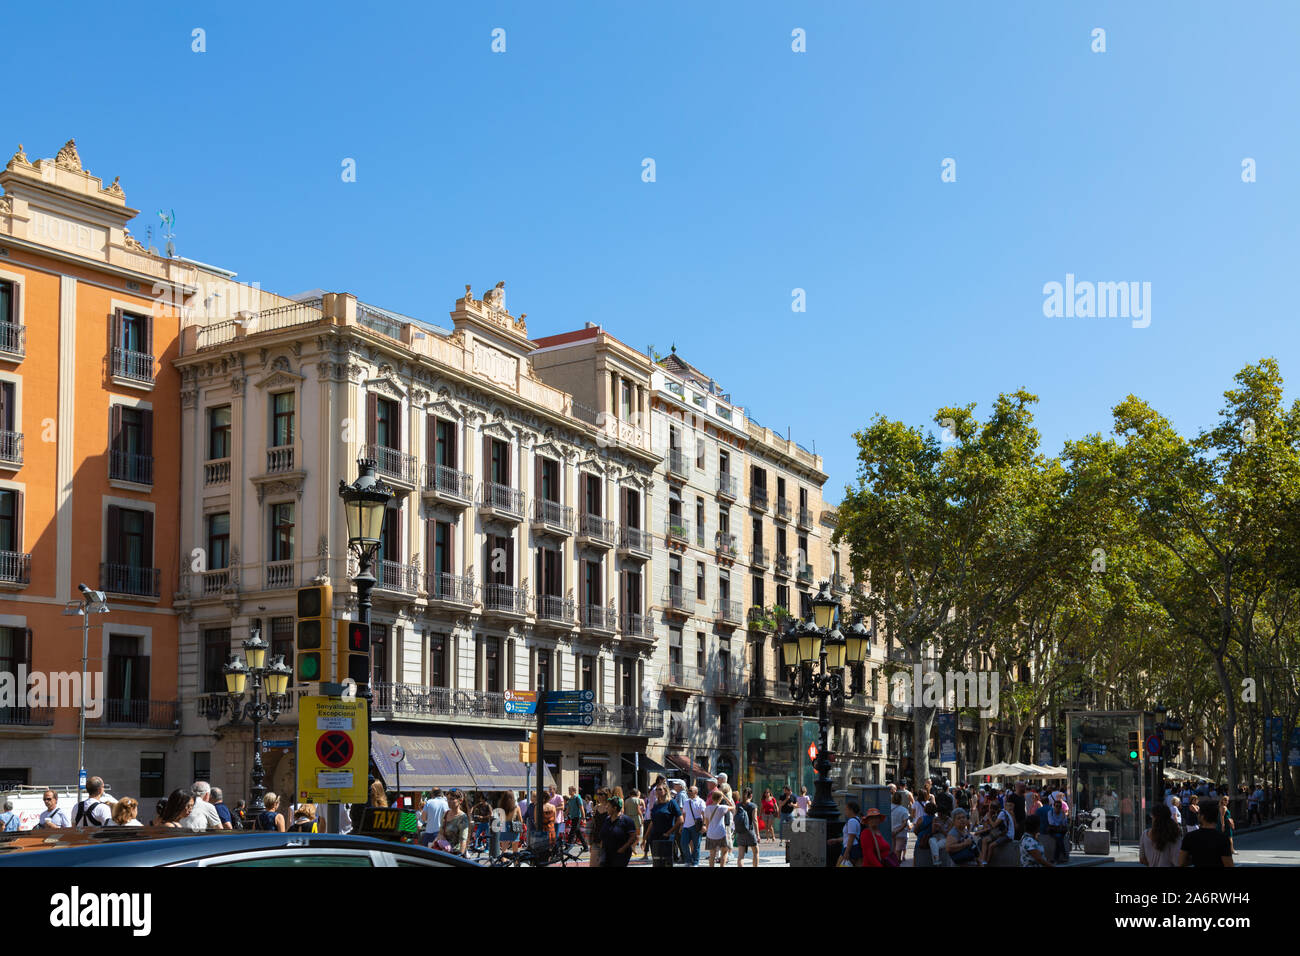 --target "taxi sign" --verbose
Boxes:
[297,696,367,803]
[357,807,420,843]
[808,742,818,761]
